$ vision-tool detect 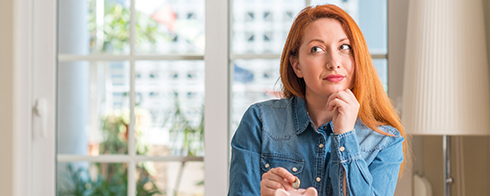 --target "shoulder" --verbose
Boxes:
[251,97,294,109]
[244,97,295,118]
[354,123,404,151]
[239,97,295,123]
[245,97,299,139]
